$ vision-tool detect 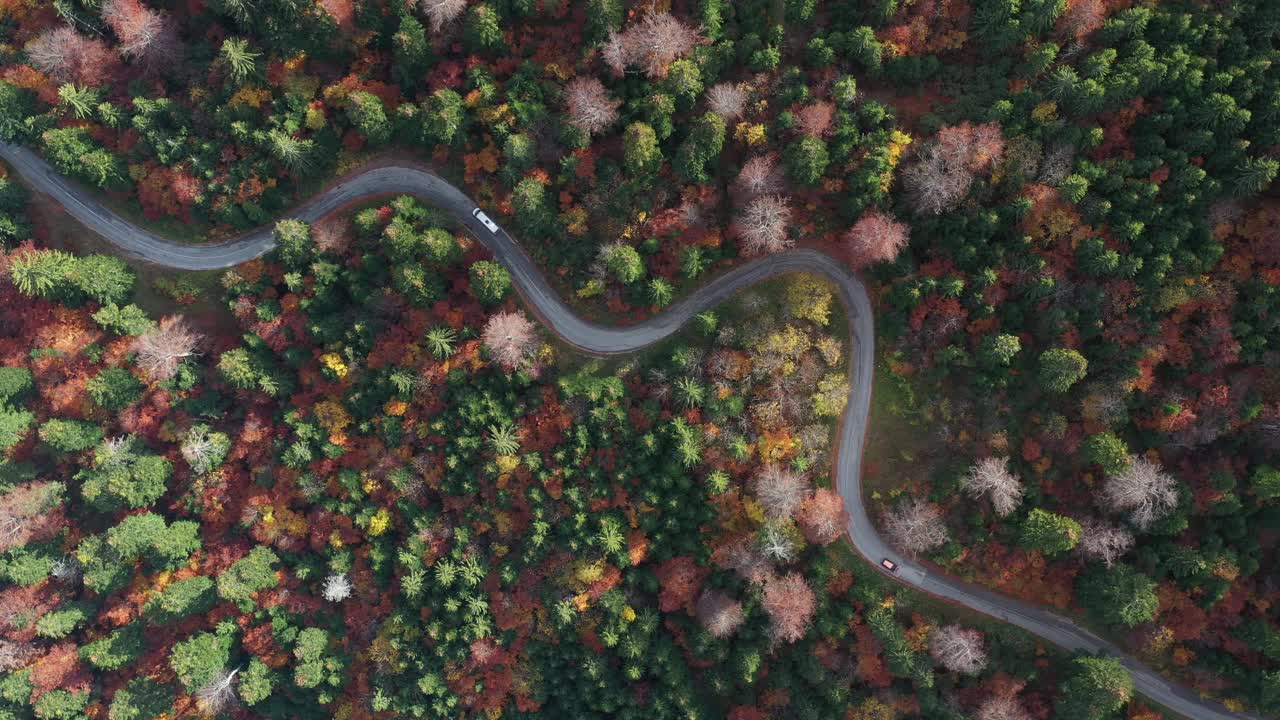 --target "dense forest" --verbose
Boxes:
[0,0,1277,718]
